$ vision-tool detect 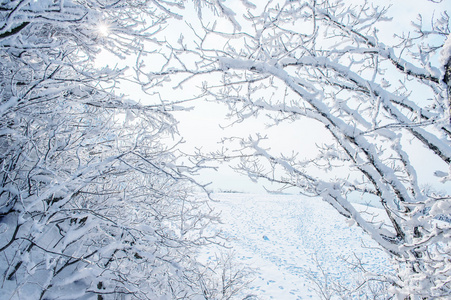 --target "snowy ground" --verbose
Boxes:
[201,193,393,299]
